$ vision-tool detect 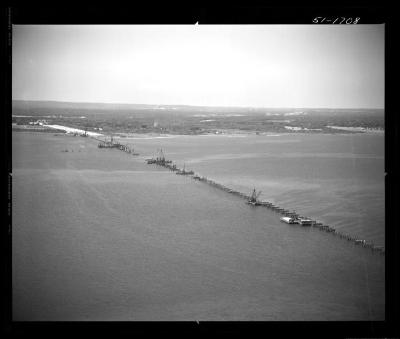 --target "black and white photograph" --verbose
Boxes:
[8,8,390,328]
